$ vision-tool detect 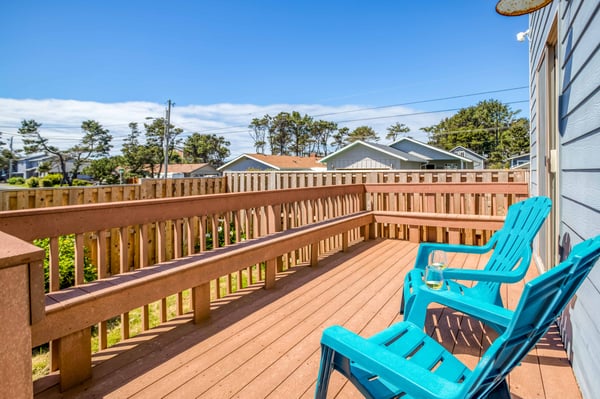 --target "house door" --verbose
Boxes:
[536,21,559,269]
